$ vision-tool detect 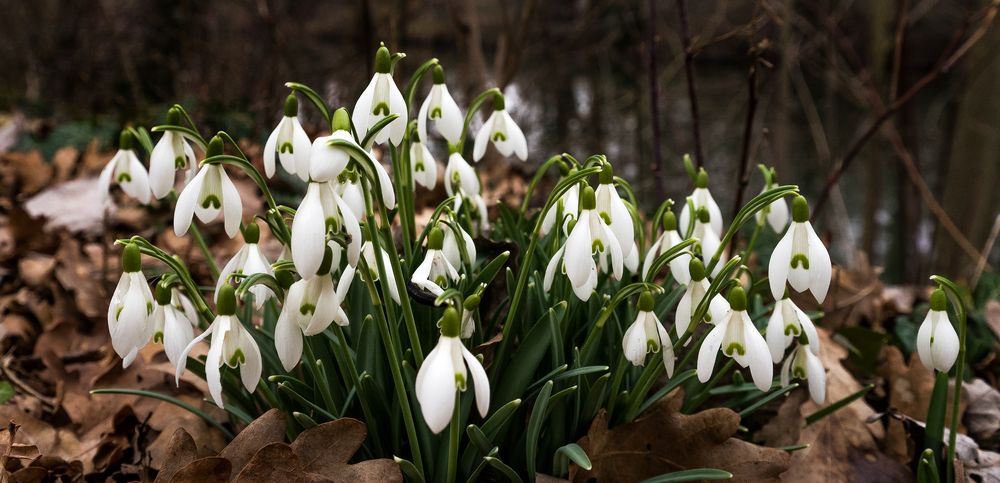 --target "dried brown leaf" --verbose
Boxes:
[152,428,199,483]
[232,442,331,483]
[168,456,231,483]
[290,418,367,471]
[218,408,287,476]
